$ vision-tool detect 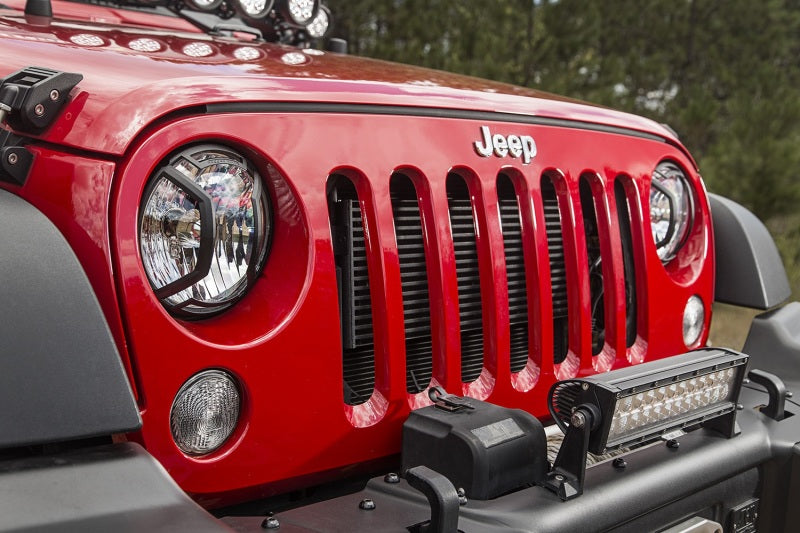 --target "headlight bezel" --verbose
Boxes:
[649,160,694,262]
[138,143,272,319]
